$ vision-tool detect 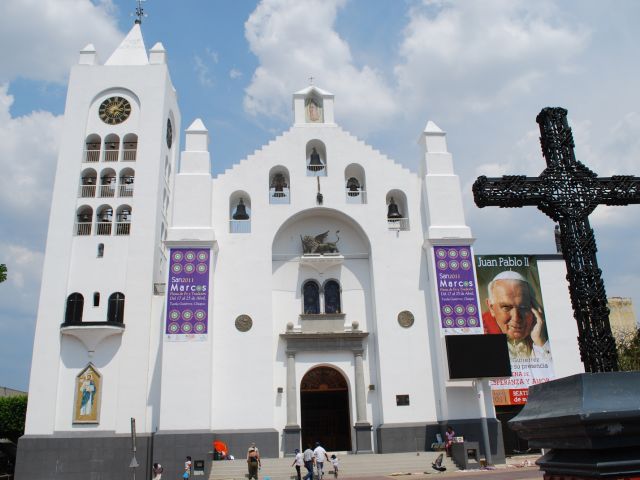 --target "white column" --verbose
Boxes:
[286,351,298,426]
[354,351,367,423]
